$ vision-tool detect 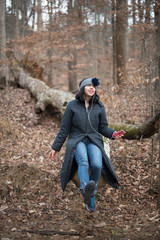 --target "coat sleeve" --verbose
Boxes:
[99,105,115,138]
[51,103,73,151]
